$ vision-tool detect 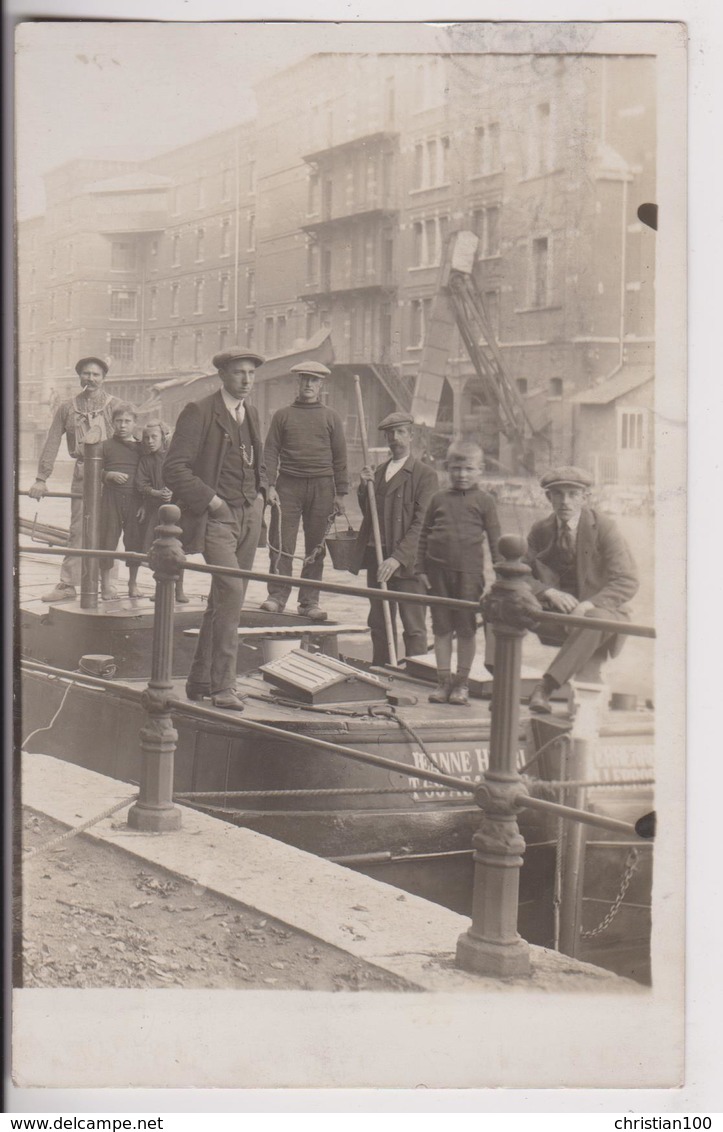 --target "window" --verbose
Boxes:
[170,283,180,317]
[221,218,231,257]
[247,268,255,306]
[531,237,550,307]
[30,267,36,294]
[413,222,424,266]
[65,338,71,367]
[413,136,450,190]
[549,377,563,398]
[516,378,528,395]
[264,316,274,353]
[413,217,445,266]
[248,212,256,250]
[305,308,318,339]
[49,291,56,321]
[219,275,230,311]
[170,334,178,366]
[194,279,204,314]
[307,242,320,285]
[414,58,445,110]
[148,336,157,369]
[67,243,74,273]
[111,241,137,271]
[531,102,553,176]
[424,218,437,265]
[172,234,181,267]
[308,173,320,216]
[483,290,500,338]
[150,239,159,260]
[221,168,232,201]
[410,297,433,346]
[219,326,229,352]
[276,315,286,352]
[413,145,424,191]
[195,229,205,262]
[193,330,203,366]
[30,307,36,333]
[196,177,205,209]
[474,123,501,175]
[474,205,501,257]
[619,410,646,450]
[66,290,72,320]
[110,337,135,364]
[248,160,256,193]
[110,289,138,320]
[246,324,255,349]
[149,287,158,320]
